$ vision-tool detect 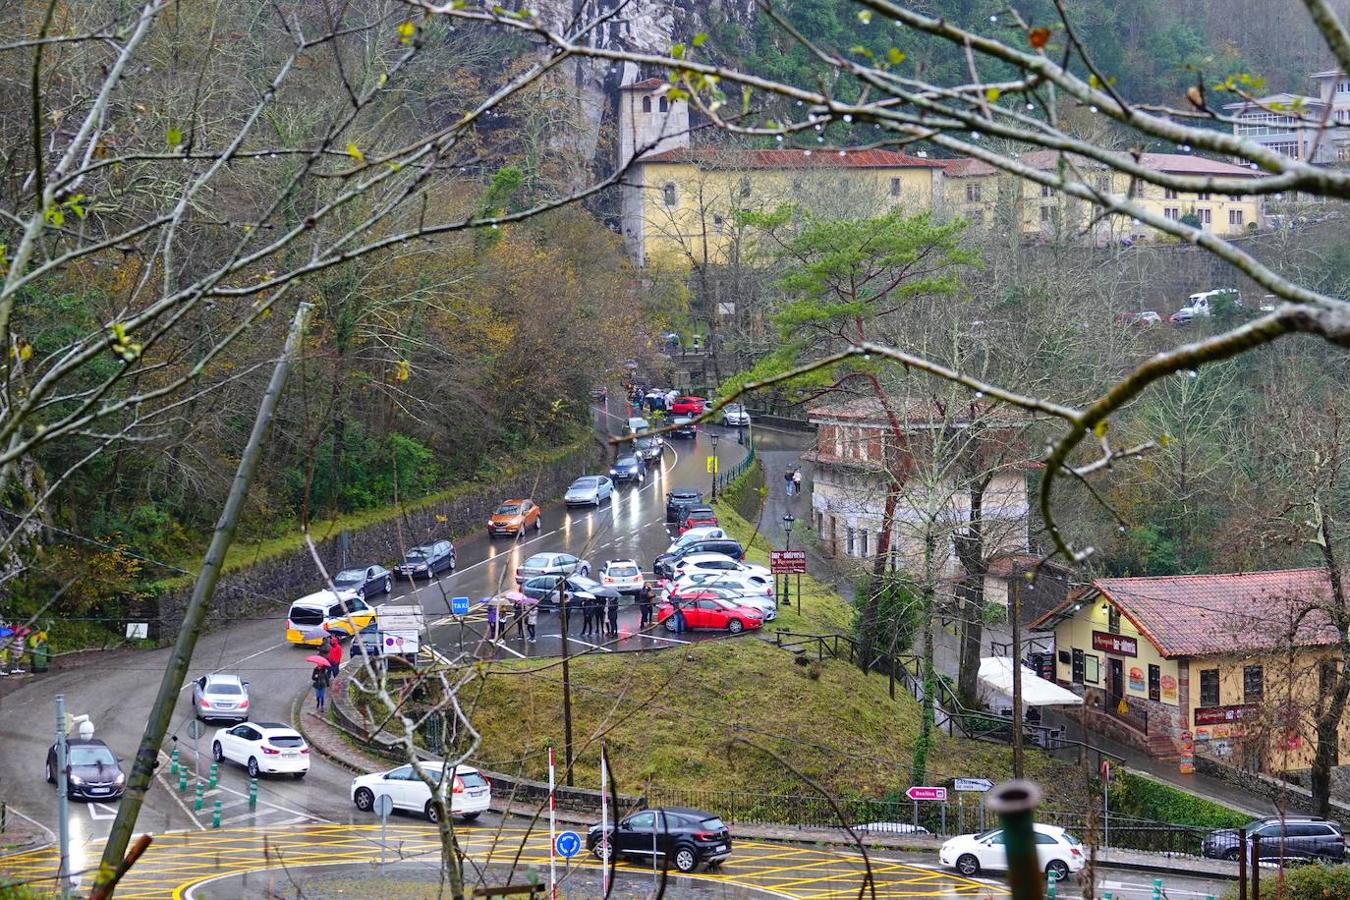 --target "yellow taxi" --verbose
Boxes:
[286,592,378,645]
